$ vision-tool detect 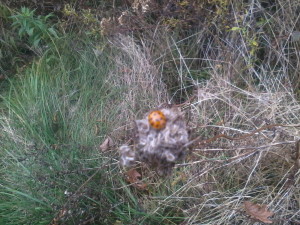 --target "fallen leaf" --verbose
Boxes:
[99,136,113,151]
[50,208,68,225]
[244,201,274,224]
[125,168,147,190]
[230,26,242,31]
